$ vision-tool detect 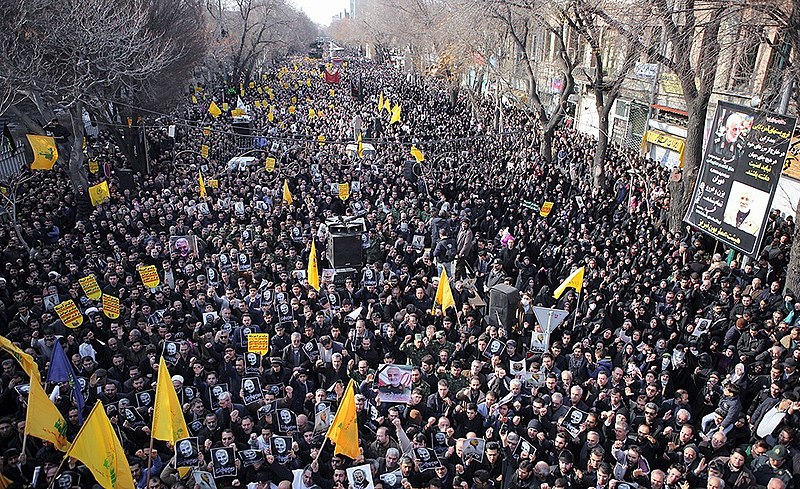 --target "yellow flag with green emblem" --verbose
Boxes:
[326,379,360,459]
[25,378,69,451]
[27,134,58,170]
[0,335,41,382]
[66,401,136,489]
